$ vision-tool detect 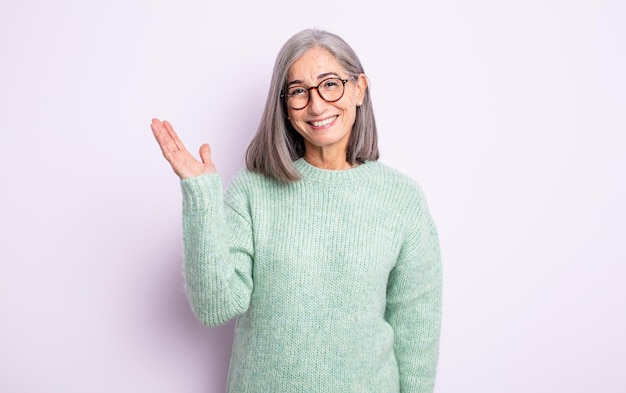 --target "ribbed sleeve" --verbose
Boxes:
[180,173,254,327]
[385,186,442,393]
